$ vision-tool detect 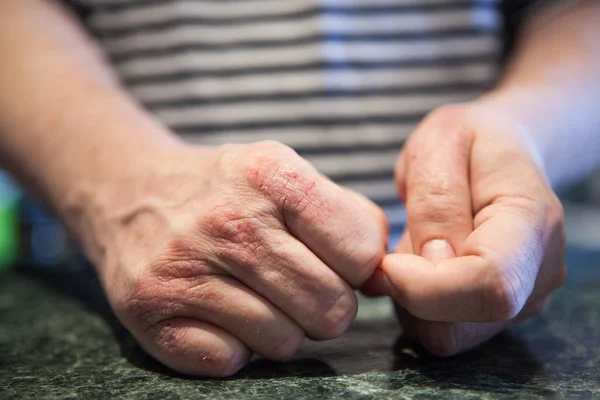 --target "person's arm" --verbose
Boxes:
[484,0,600,187]
[0,1,387,376]
[0,0,180,236]
[367,1,599,356]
